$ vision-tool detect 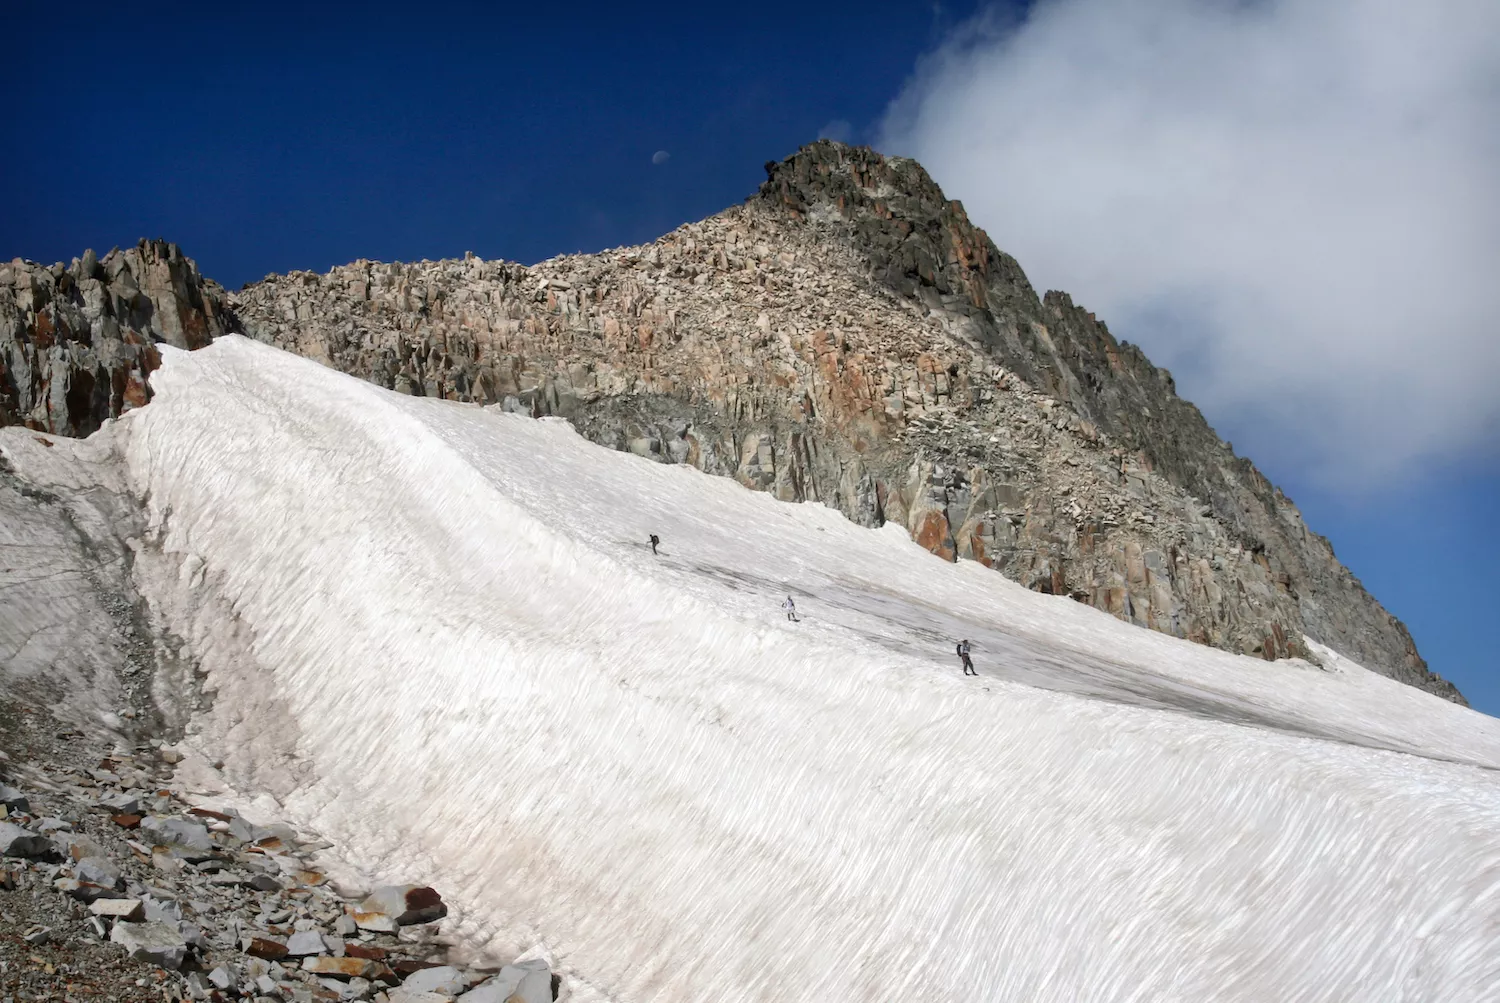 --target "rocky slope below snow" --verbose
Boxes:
[0,143,1456,701]
[0,425,558,1003]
